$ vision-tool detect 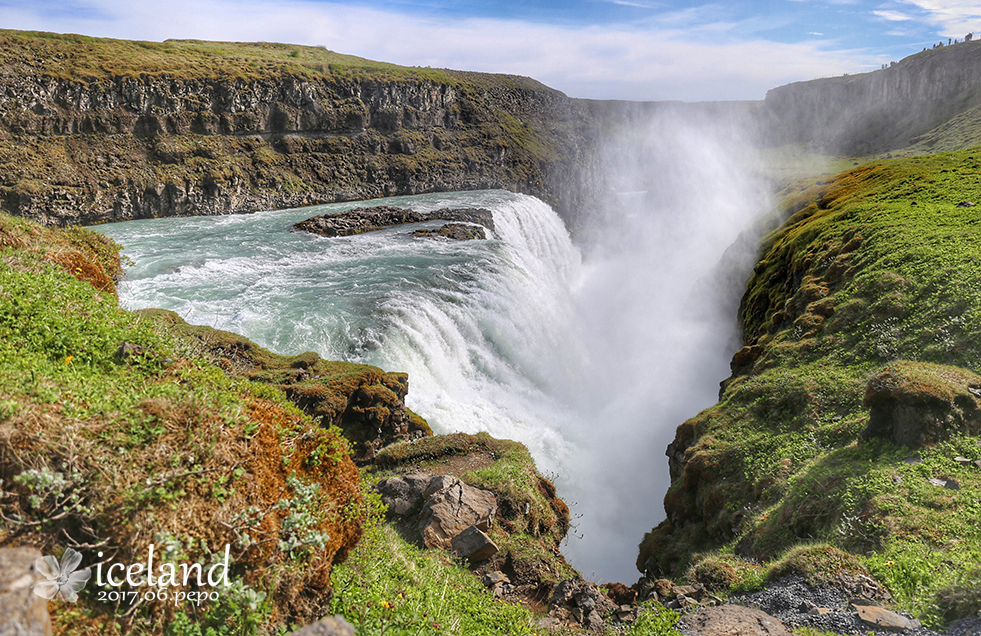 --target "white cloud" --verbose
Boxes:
[873,9,913,21]
[896,0,981,36]
[0,0,880,101]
